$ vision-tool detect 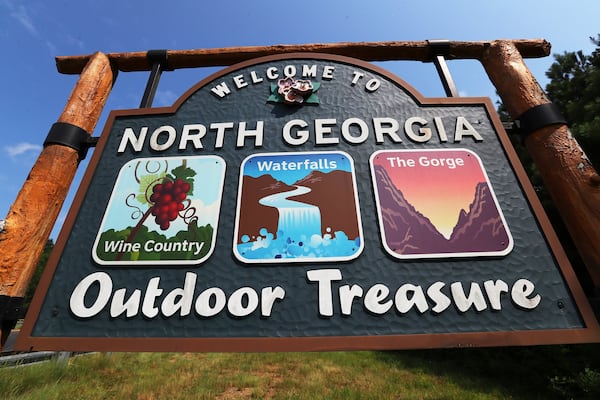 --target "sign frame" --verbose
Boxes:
[16,53,600,352]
